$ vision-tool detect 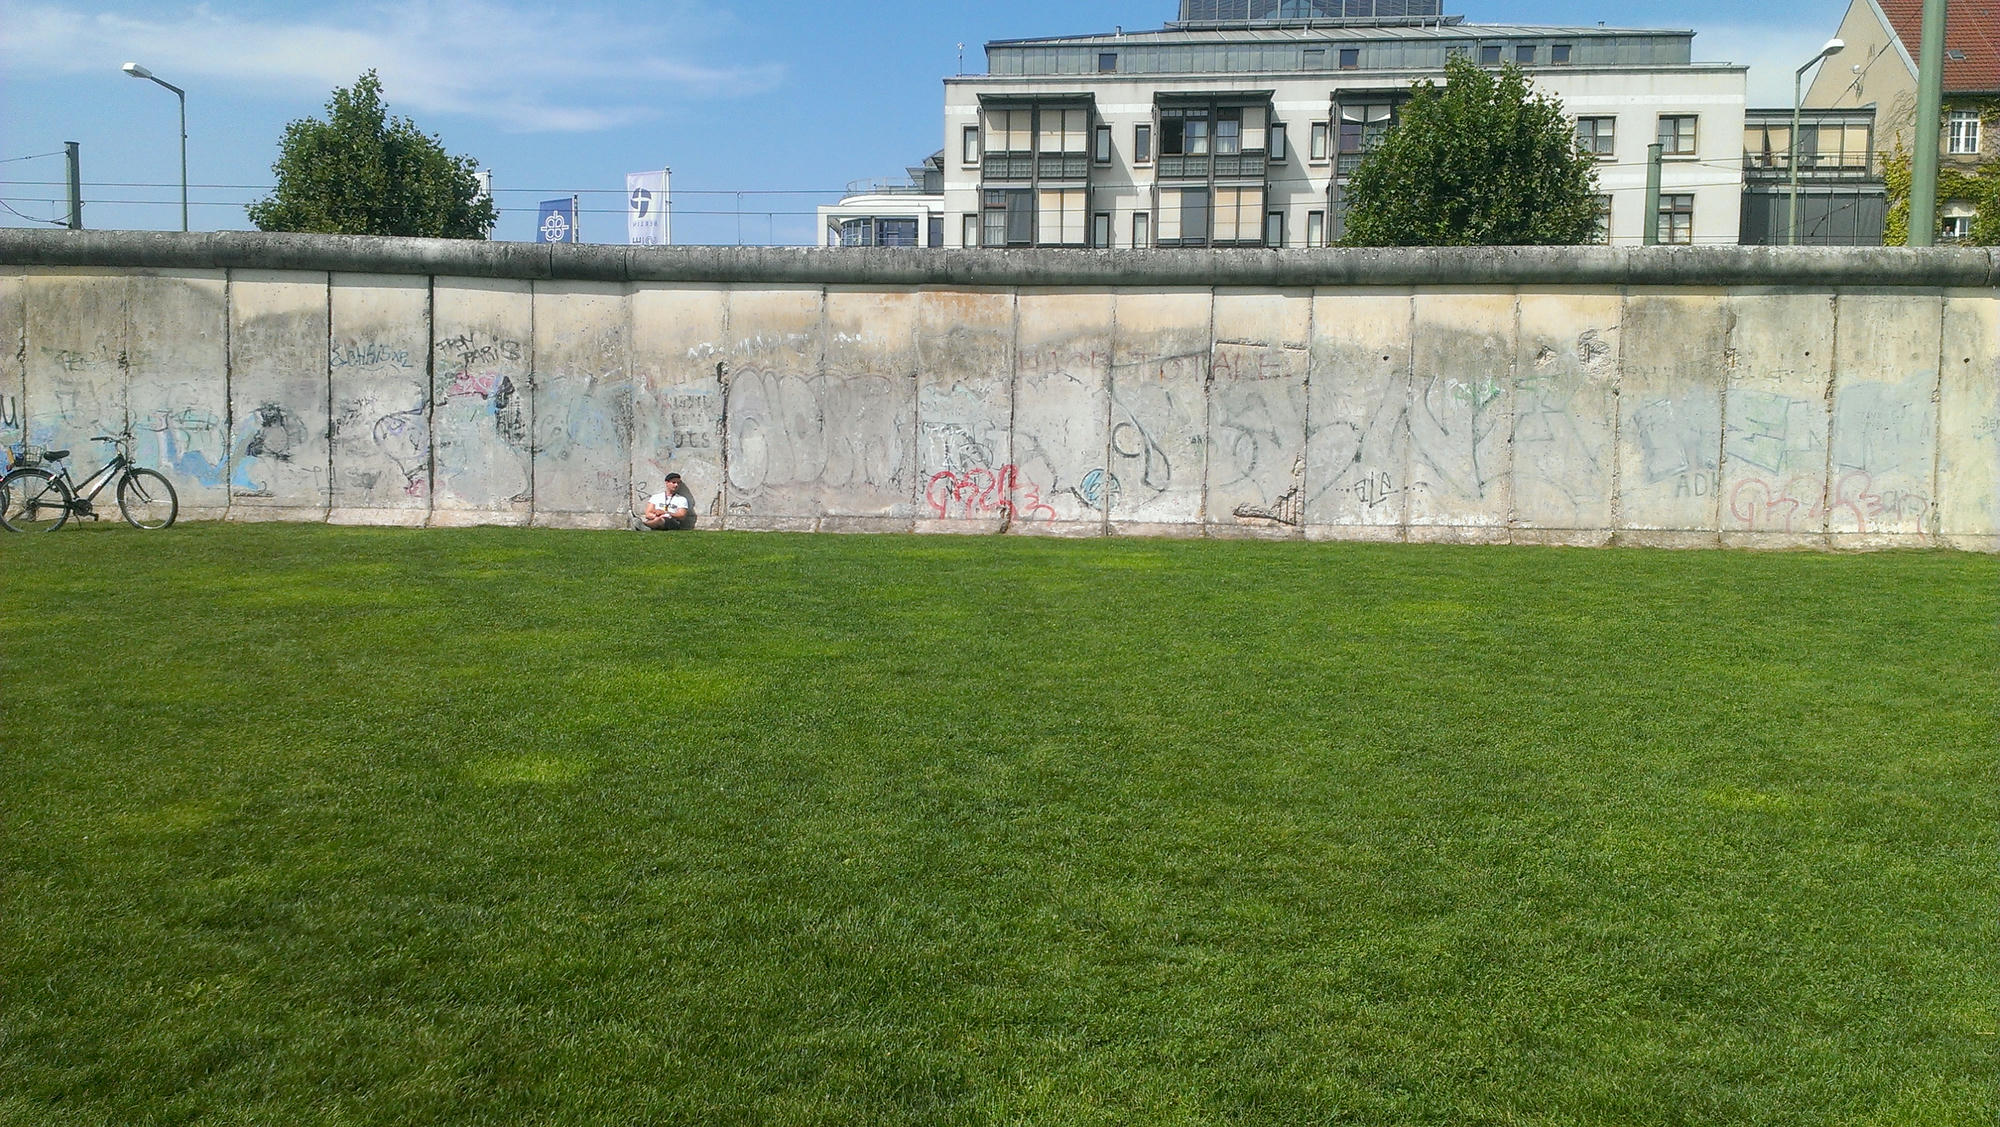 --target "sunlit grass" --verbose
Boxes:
[1,524,1994,1126]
